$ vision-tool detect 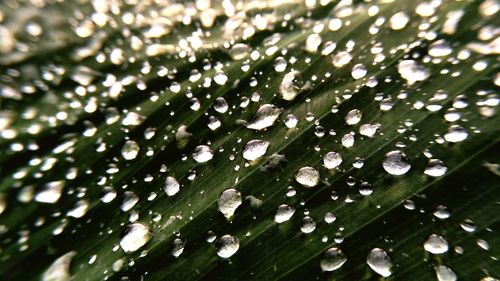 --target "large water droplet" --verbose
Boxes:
[217,234,239,258]
[242,139,270,161]
[398,60,430,85]
[383,150,411,175]
[332,51,352,67]
[193,145,214,163]
[300,216,317,233]
[245,104,282,130]
[42,251,76,281]
[367,248,393,277]
[351,64,367,80]
[345,109,362,125]
[424,234,449,254]
[295,166,320,187]
[172,238,186,258]
[218,189,242,220]
[119,223,151,253]
[320,247,347,271]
